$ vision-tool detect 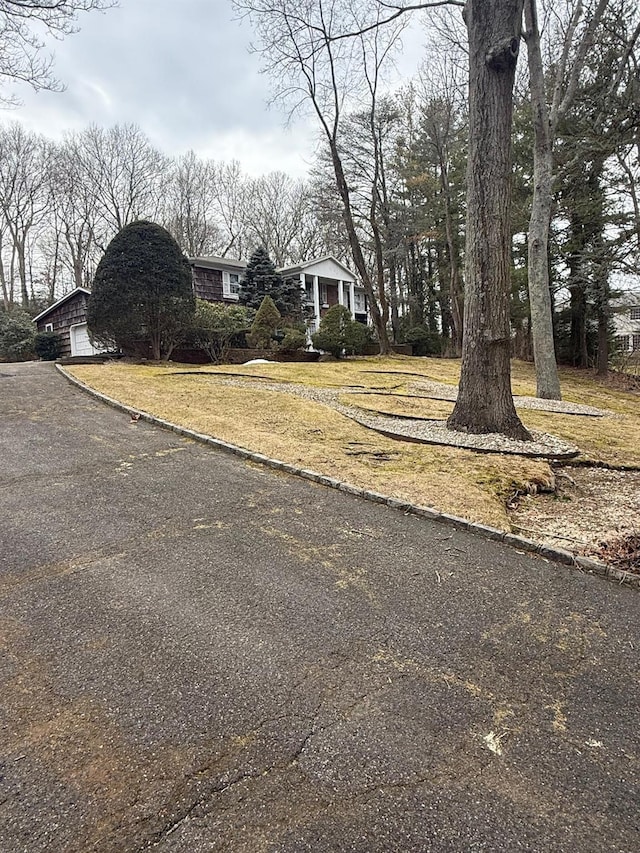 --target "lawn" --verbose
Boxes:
[67,356,640,532]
